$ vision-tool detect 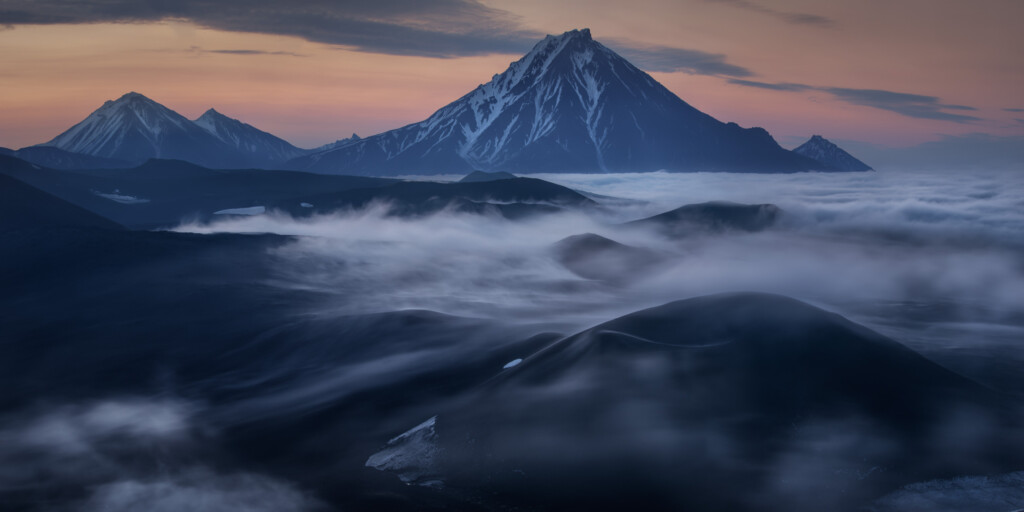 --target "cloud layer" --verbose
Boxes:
[176,169,1024,355]
[0,0,541,57]
[0,399,321,511]
[611,42,752,76]
[702,0,835,26]
[728,79,982,123]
